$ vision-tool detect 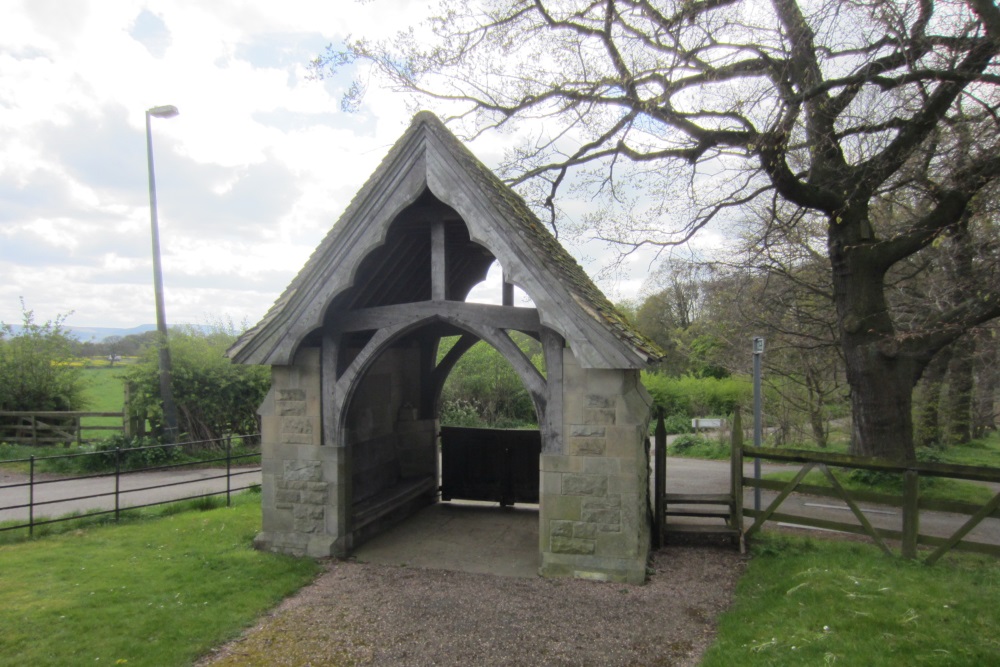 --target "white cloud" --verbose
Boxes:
[0,0,676,331]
